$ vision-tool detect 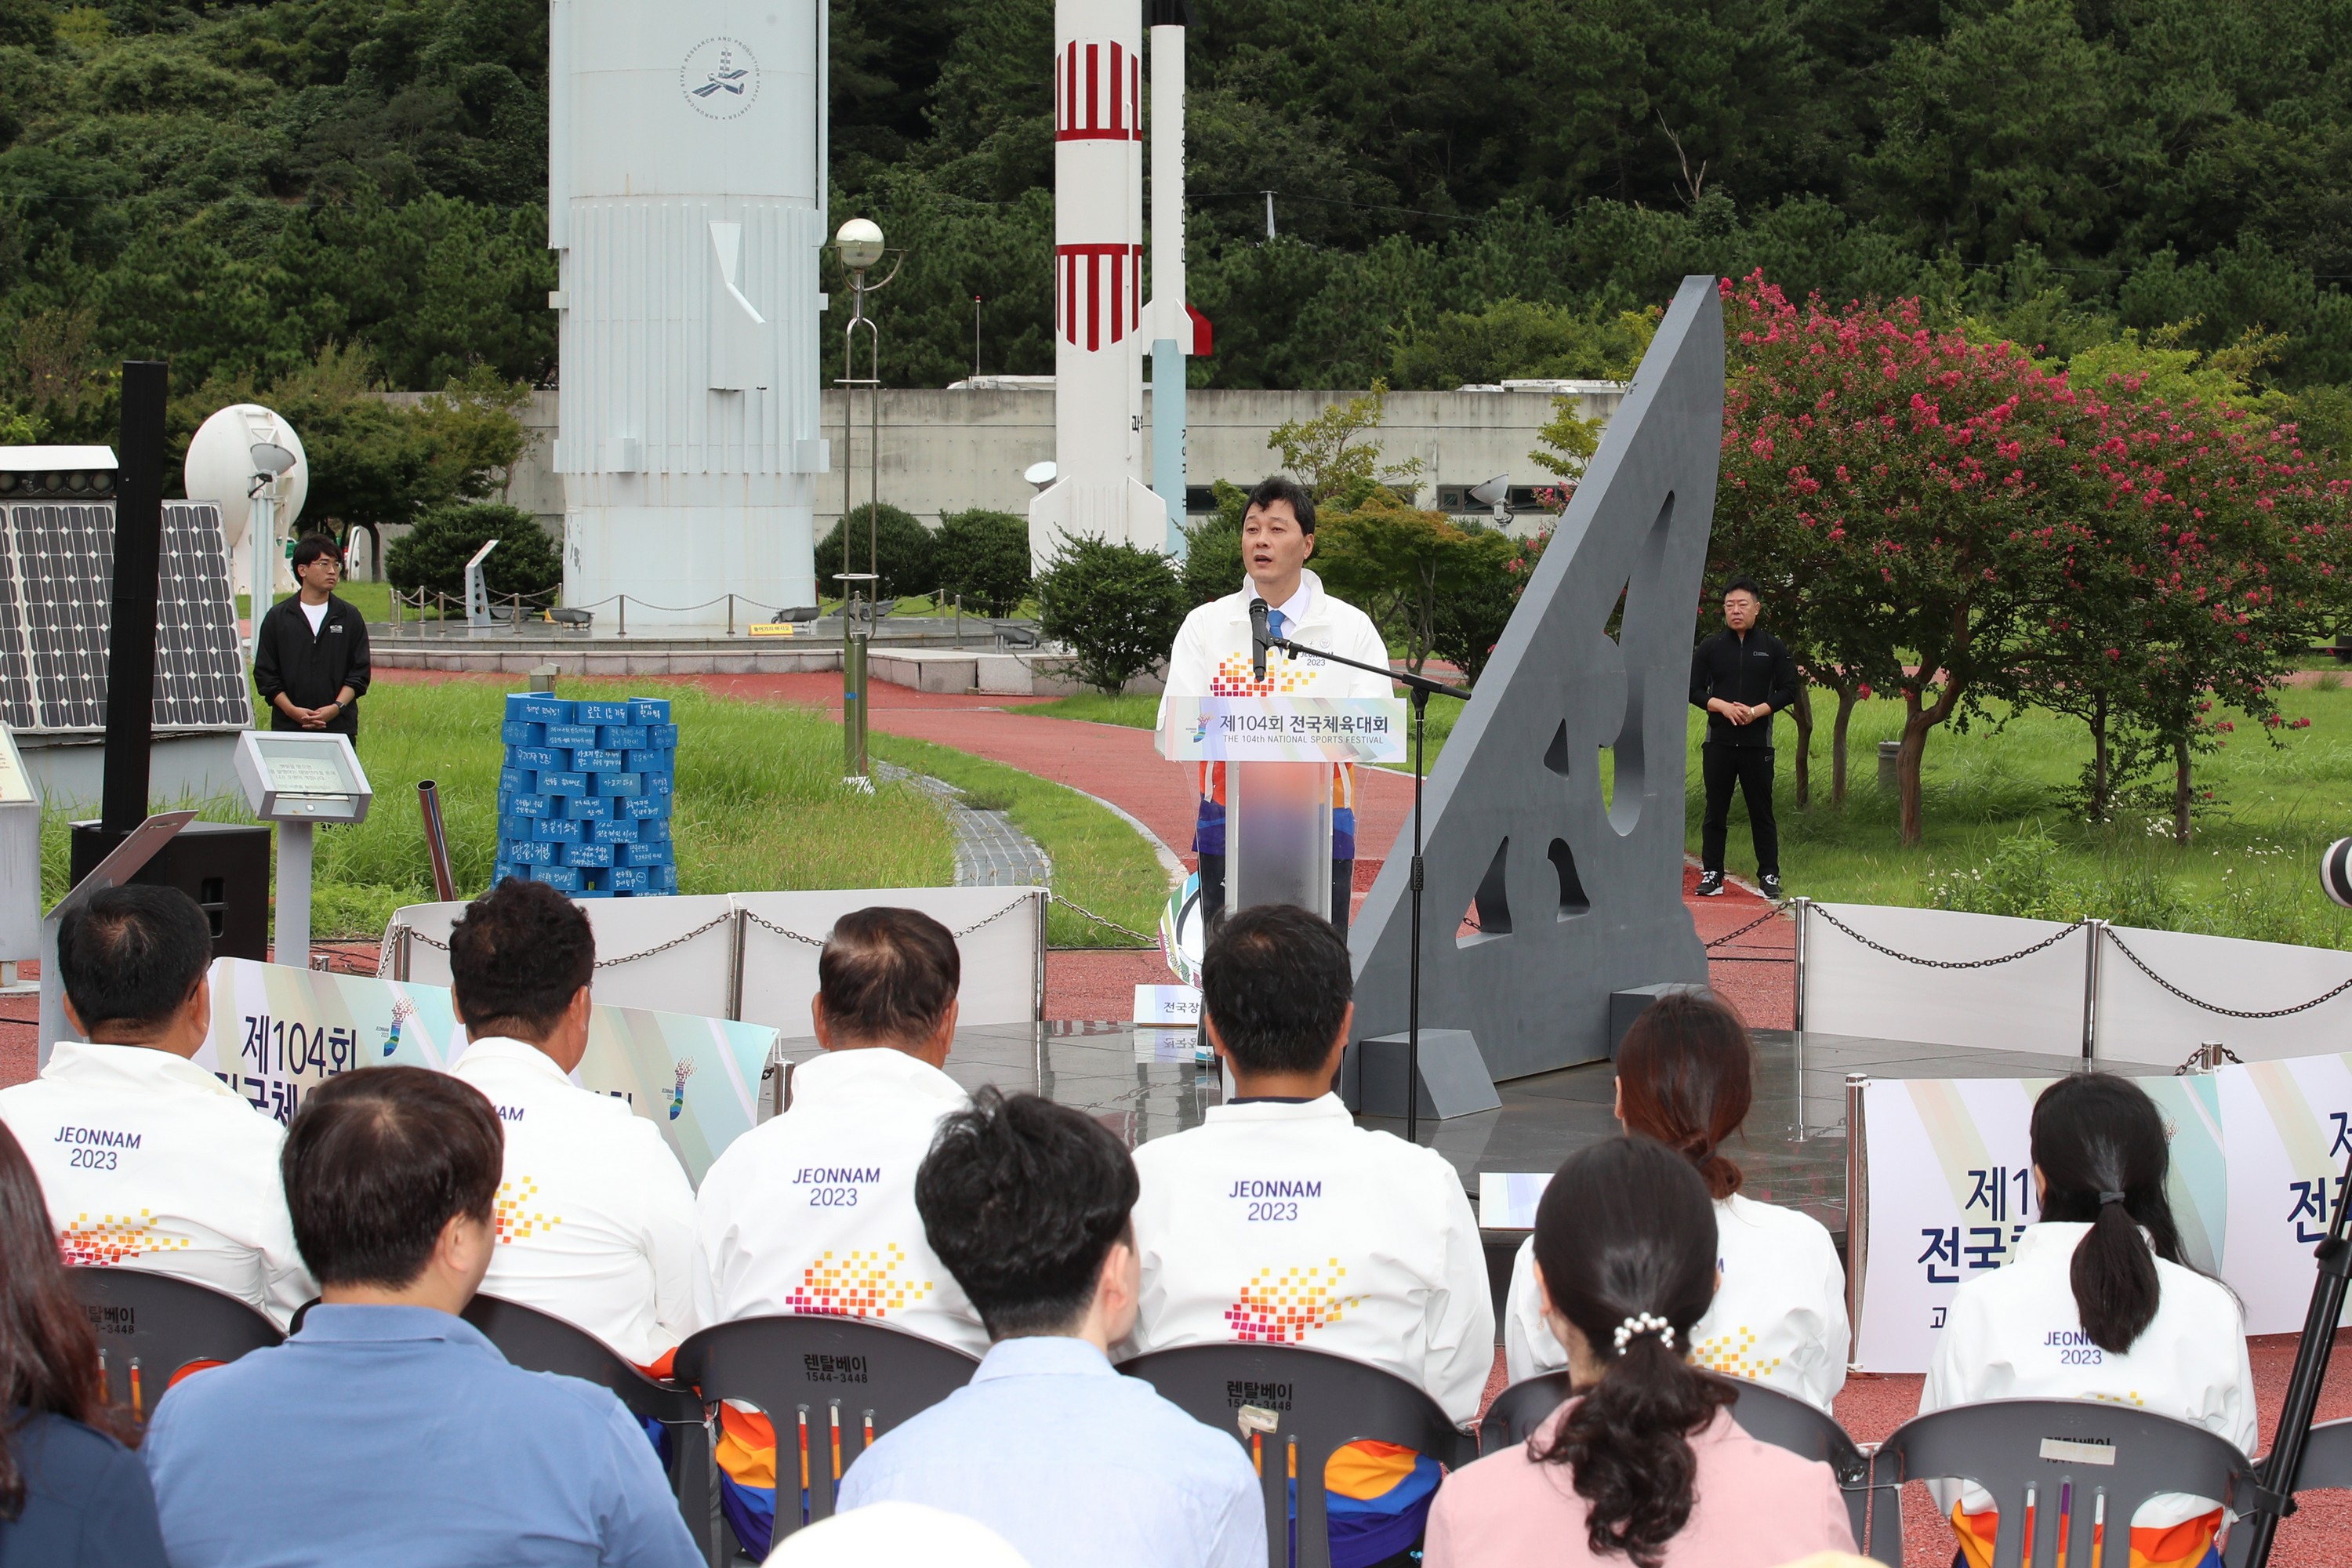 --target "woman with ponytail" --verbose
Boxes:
[1502,989,1849,1409]
[0,1122,167,1565]
[1428,1138,1853,1567]
[1922,1073,2255,1568]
